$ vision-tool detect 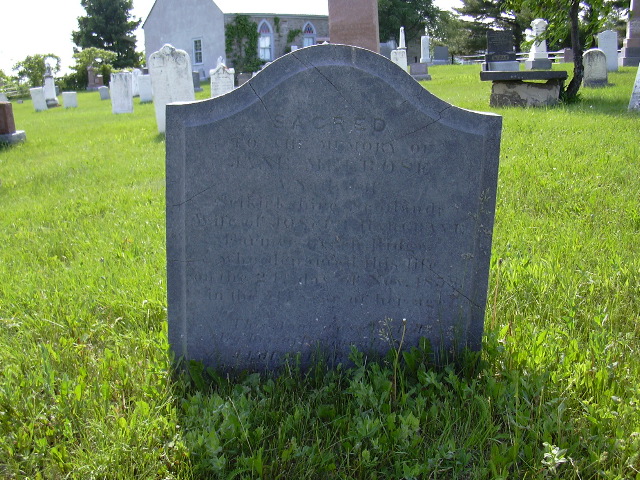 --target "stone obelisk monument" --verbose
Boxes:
[328,0,380,53]
[620,0,640,67]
